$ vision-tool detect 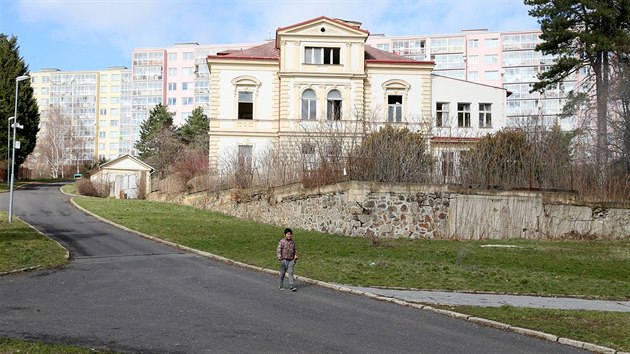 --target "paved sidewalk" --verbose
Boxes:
[344,286,630,312]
